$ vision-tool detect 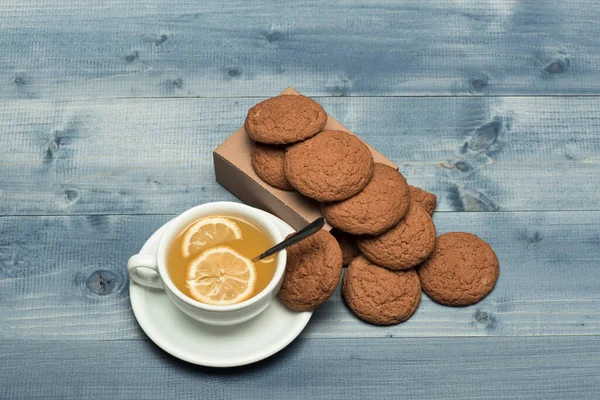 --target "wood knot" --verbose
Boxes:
[146,178,161,187]
[474,309,497,330]
[468,120,501,152]
[228,67,242,77]
[518,228,543,244]
[263,30,282,43]
[64,188,79,203]
[155,34,168,46]
[440,160,473,176]
[472,78,487,89]
[469,75,489,93]
[85,270,120,296]
[49,139,60,152]
[447,184,499,212]
[44,139,60,164]
[454,160,472,173]
[125,51,139,63]
[546,58,570,75]
[170,78,183,88]
[76,266,126,298]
